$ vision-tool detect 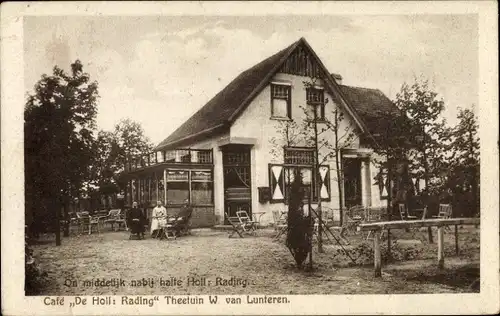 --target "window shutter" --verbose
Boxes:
[318,165,330,200]
[269,164,284,202]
